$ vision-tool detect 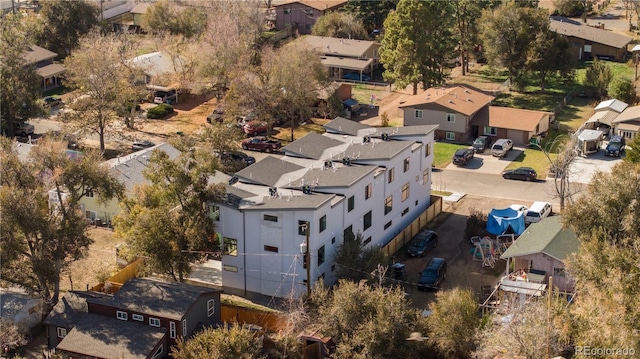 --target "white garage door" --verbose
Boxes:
[506,130,525,145]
